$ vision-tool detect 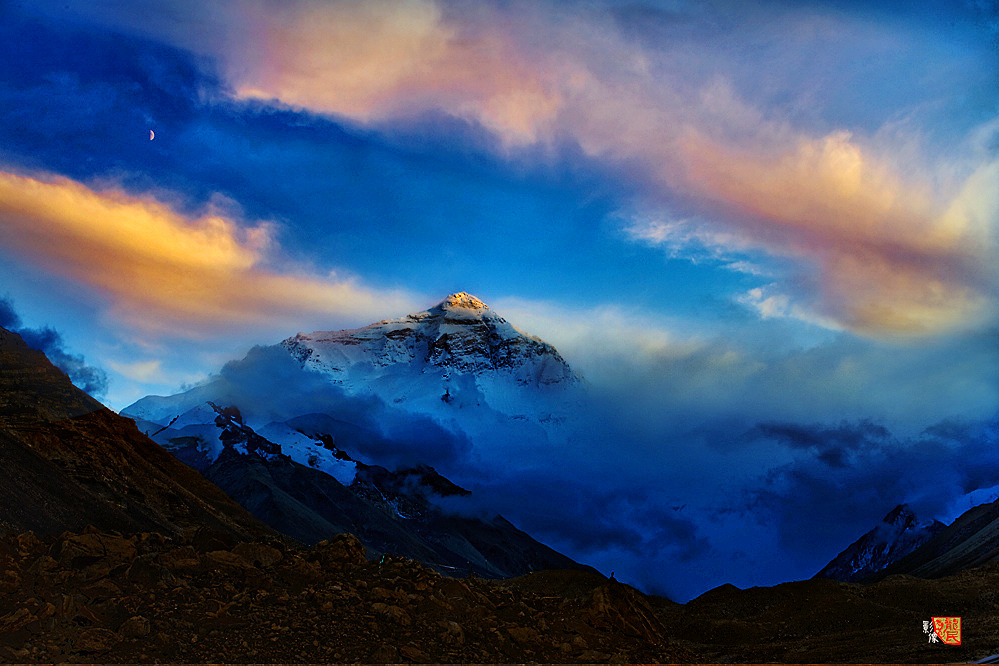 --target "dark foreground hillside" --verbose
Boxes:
[0,326,275,542]
[657,565,999,663]
[0,527,695,663]
[6,525,999,664]
[4,324,999,663]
